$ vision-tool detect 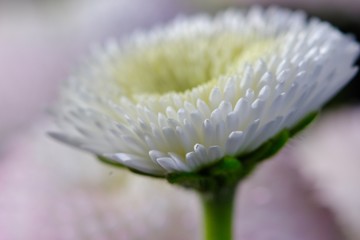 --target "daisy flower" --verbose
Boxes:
[50,6,358,240]
[51,7,359,177]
